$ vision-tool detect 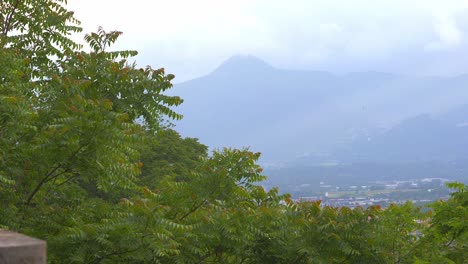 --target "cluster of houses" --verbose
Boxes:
[295,178,452,208]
